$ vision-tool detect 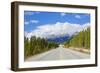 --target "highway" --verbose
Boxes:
[25,47,90,61]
